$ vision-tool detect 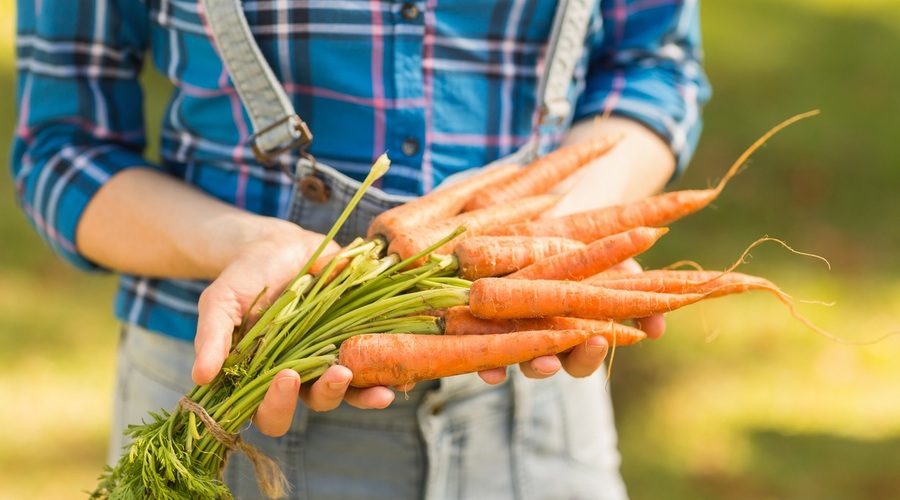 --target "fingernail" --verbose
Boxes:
[534,364,558,376]
[277,377,299,394]
[327,379,349,391]
[586,339,608,355]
